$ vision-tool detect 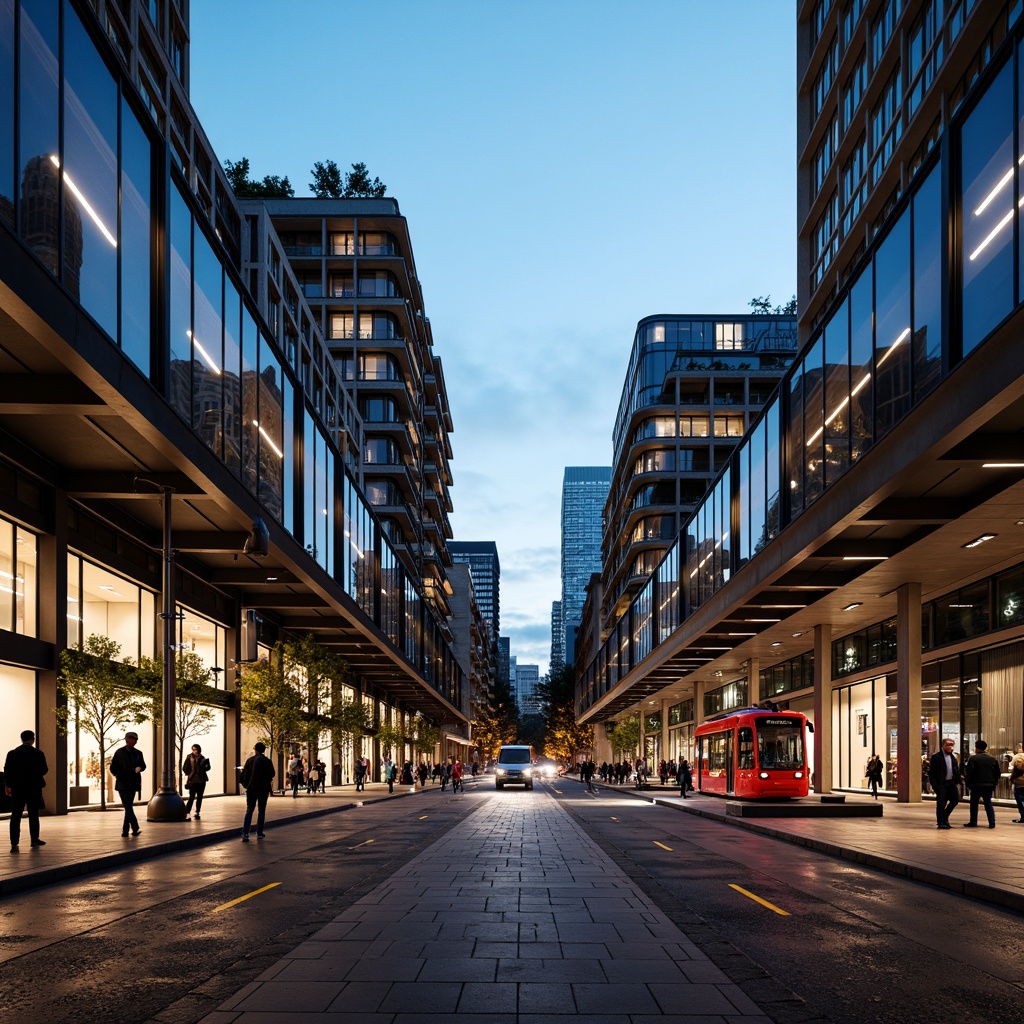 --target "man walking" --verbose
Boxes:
[928,737,961,829]
[110,731,146,837]
[4,730,48,853]
[240,741,276,841]
[963,739,1001,828]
